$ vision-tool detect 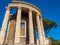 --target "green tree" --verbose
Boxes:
[50,38,60,45]
[43,18,57,37]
